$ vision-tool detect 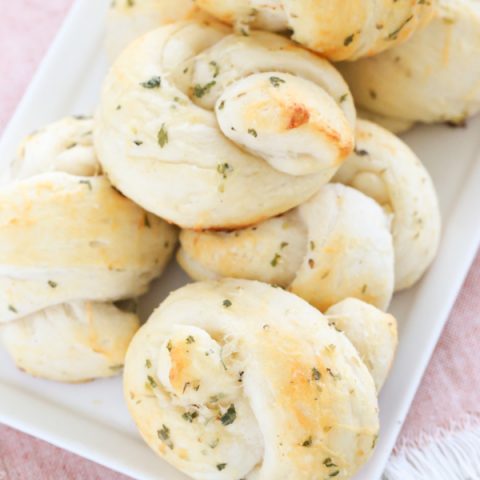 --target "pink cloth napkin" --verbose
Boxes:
[0,2,479,479]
